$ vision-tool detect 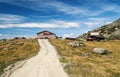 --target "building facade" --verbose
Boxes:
[37,30,57,39]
